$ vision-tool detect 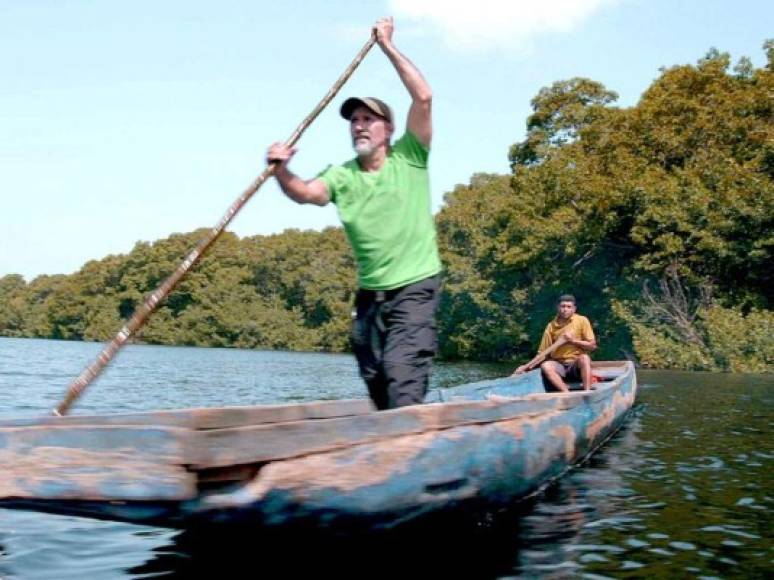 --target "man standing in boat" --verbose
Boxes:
[266,17,442,410]
[513,295,597,391]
